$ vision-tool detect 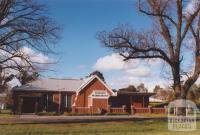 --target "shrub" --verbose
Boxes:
[63,112,102,116]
